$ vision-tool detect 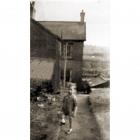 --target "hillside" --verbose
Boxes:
[83,45,110,85]
[83,45,110,60]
